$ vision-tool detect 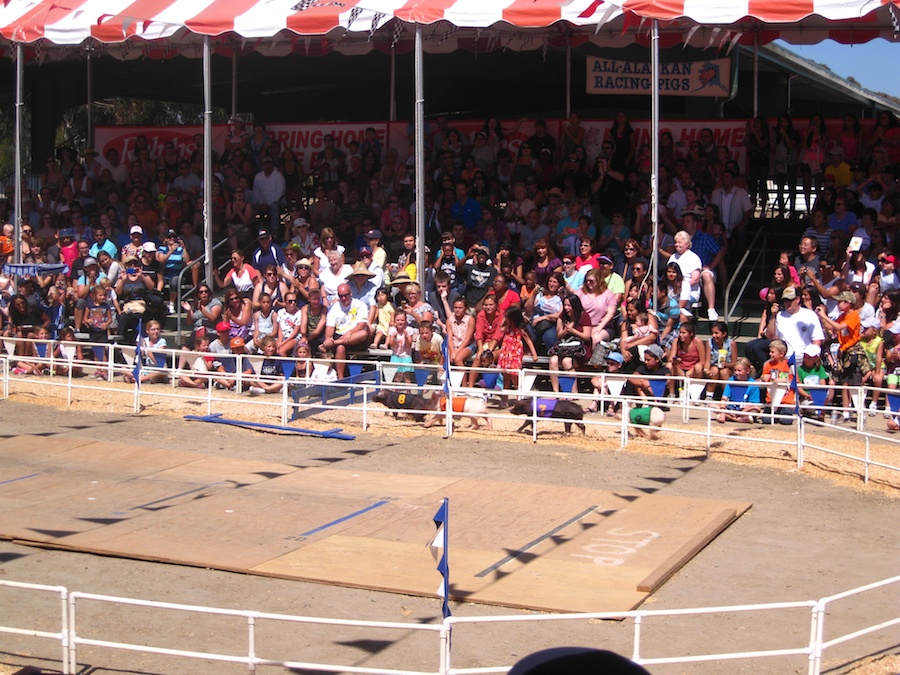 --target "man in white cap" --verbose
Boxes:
[766,285,825,359]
